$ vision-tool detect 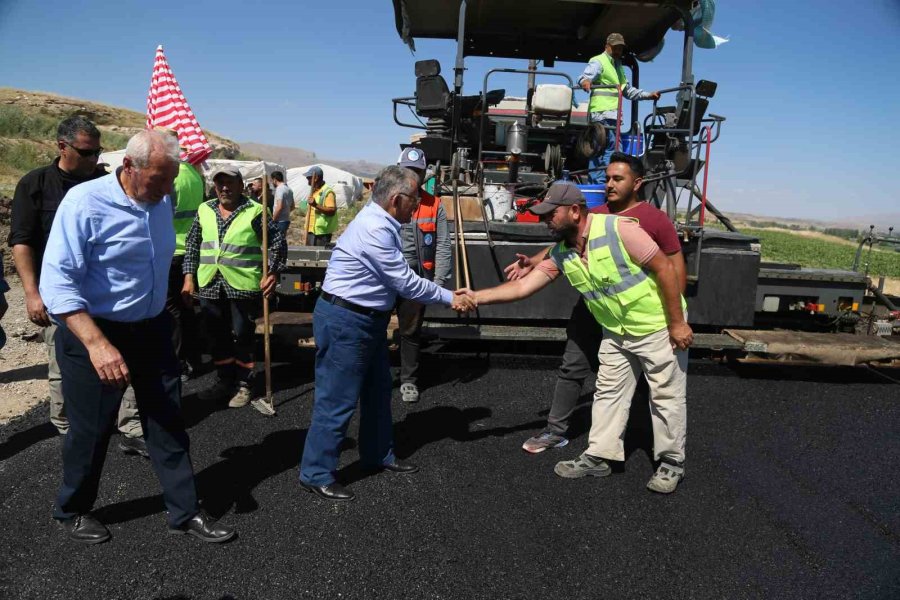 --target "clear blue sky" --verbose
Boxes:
[1,0,898,220]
